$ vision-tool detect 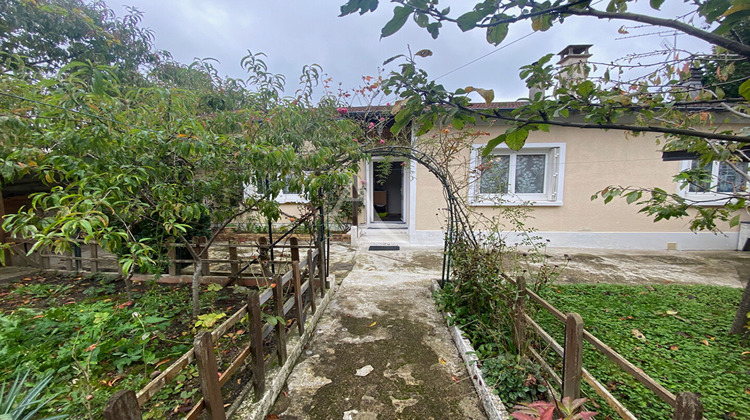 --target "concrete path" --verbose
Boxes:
[269,244,486,420]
